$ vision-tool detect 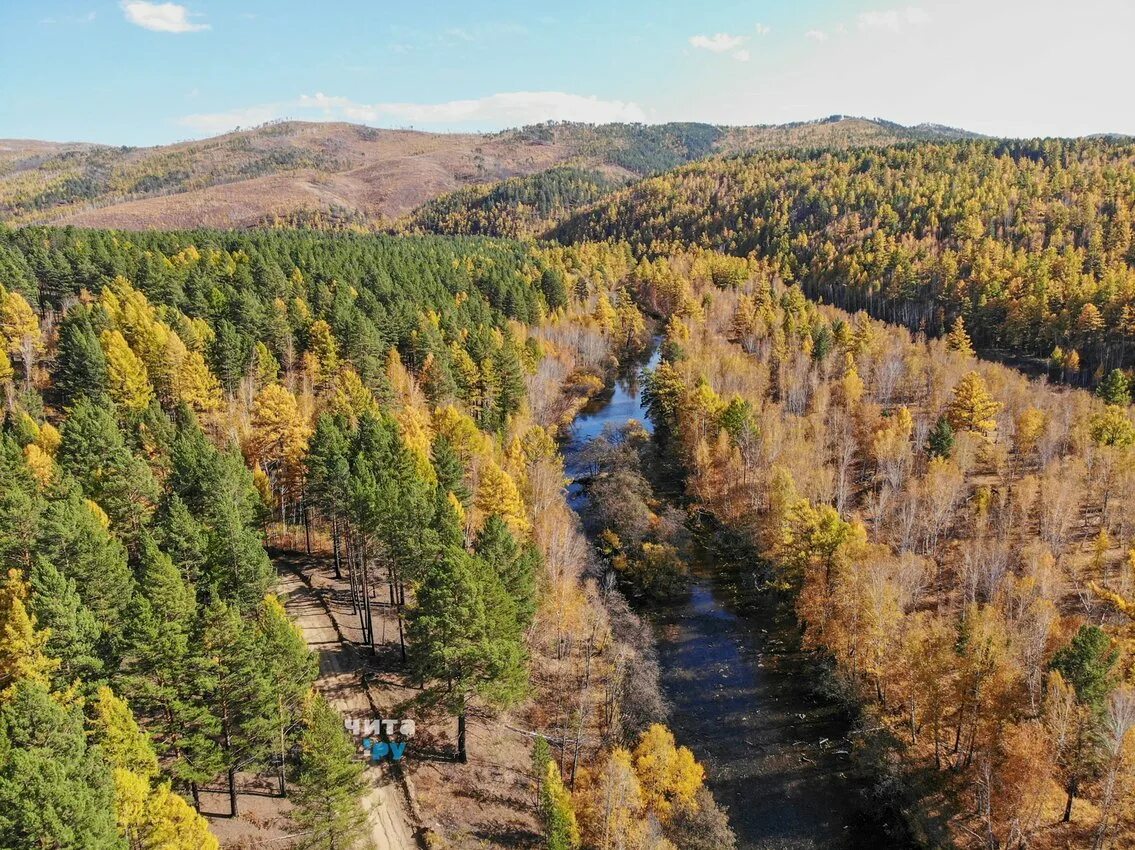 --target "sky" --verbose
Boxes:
[2,0,1133,146]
